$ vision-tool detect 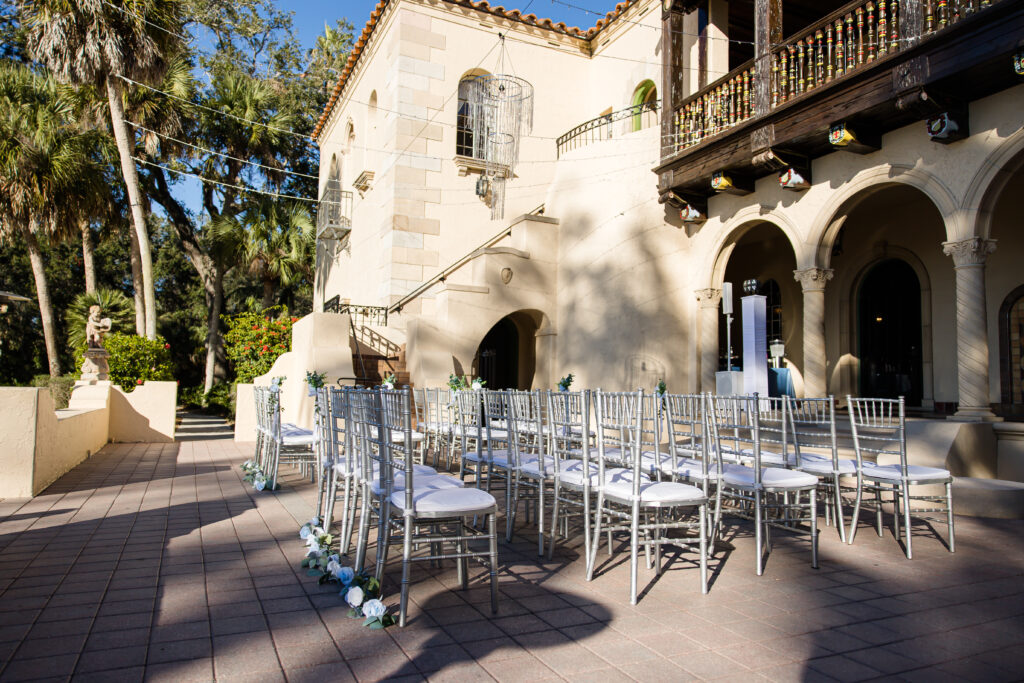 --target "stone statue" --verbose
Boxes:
[85,305,112,349]
[81,305,113,381]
